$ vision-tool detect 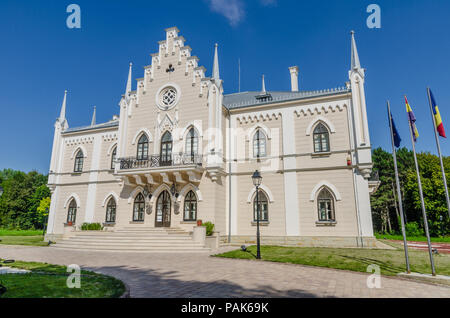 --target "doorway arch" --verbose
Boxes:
[155,190,171,227]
